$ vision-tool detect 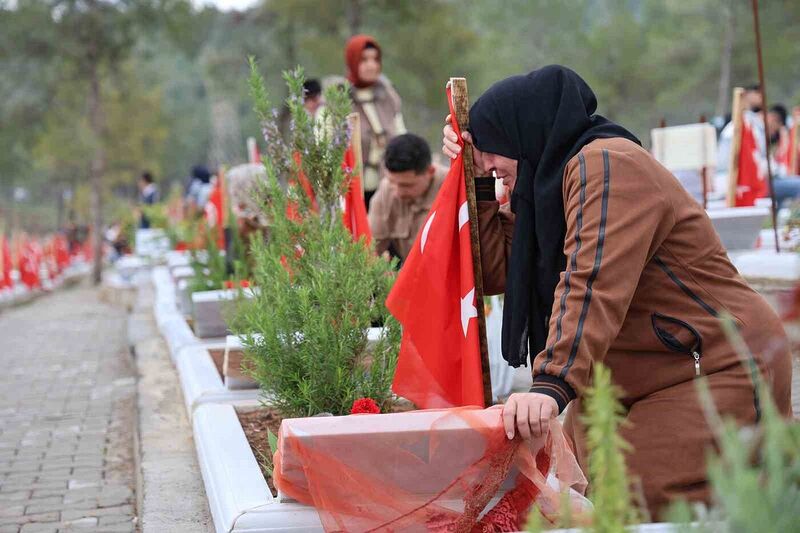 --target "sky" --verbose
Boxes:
[192,0,260,10]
